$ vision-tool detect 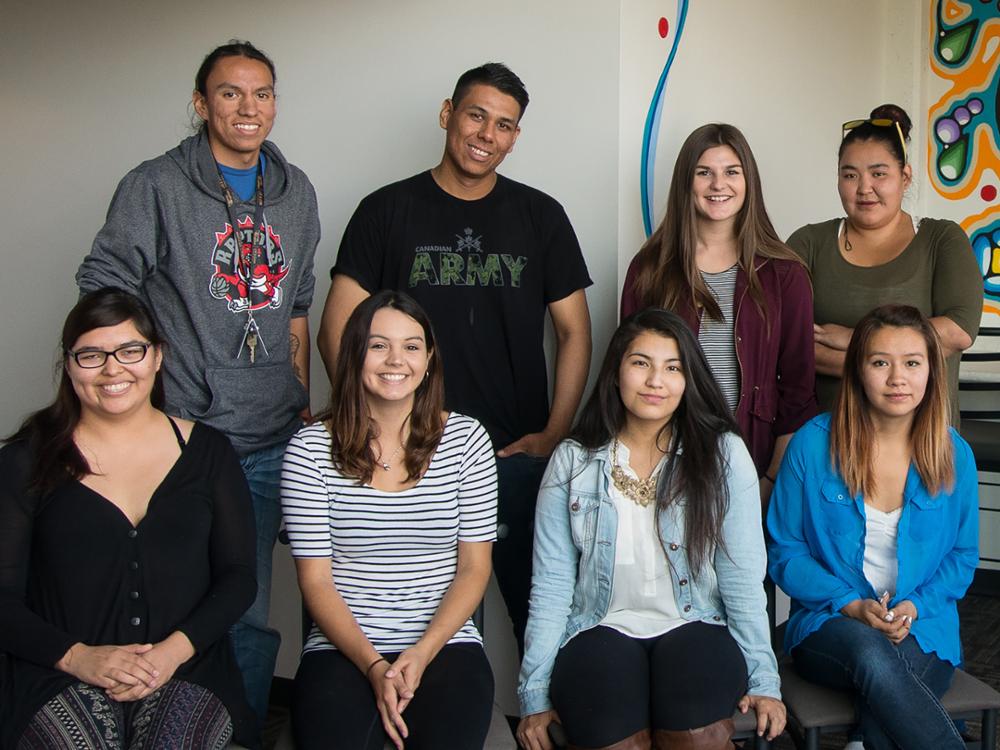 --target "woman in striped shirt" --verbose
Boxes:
[281,291,497,750]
